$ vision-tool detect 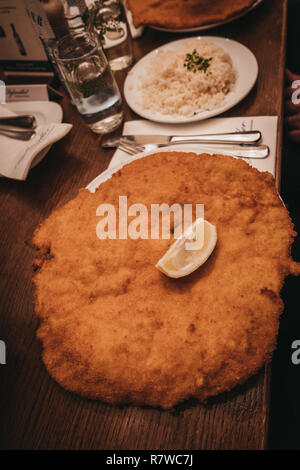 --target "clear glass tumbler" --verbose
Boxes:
[88,0,133,71]
[53,31,123,133]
